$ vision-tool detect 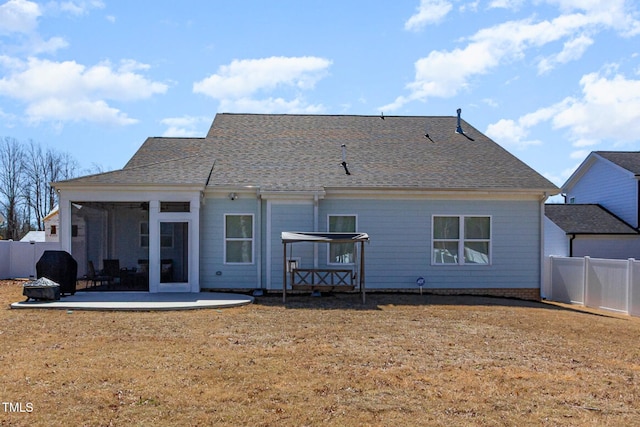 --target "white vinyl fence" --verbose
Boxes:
[546,256,640,317]
[0,241,62,280]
